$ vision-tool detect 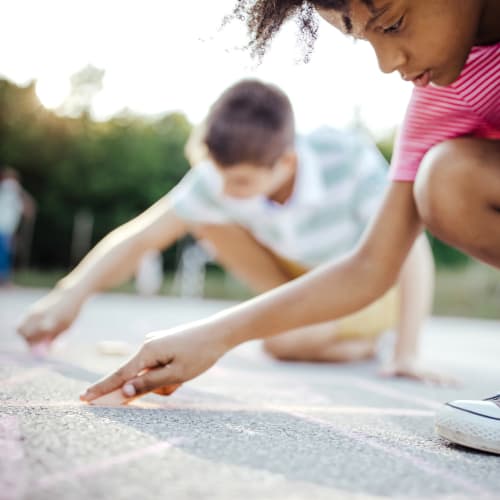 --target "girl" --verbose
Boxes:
[78,0,499,453]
